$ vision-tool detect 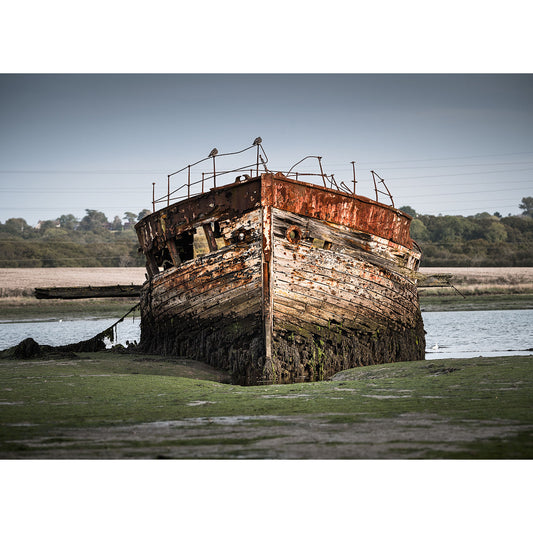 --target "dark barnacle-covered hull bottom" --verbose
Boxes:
[136,172,425,385]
